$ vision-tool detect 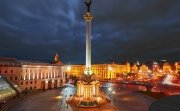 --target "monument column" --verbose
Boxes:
[67,0,110,107]
[84,0,93,75]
